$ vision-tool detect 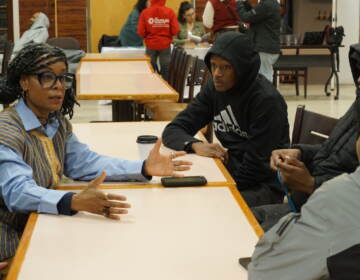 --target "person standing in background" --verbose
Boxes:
[173,1,206,47]
[119,0,150,47]
[236,0,281,82]
[202,0,239,41]
[138,0,179,80]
